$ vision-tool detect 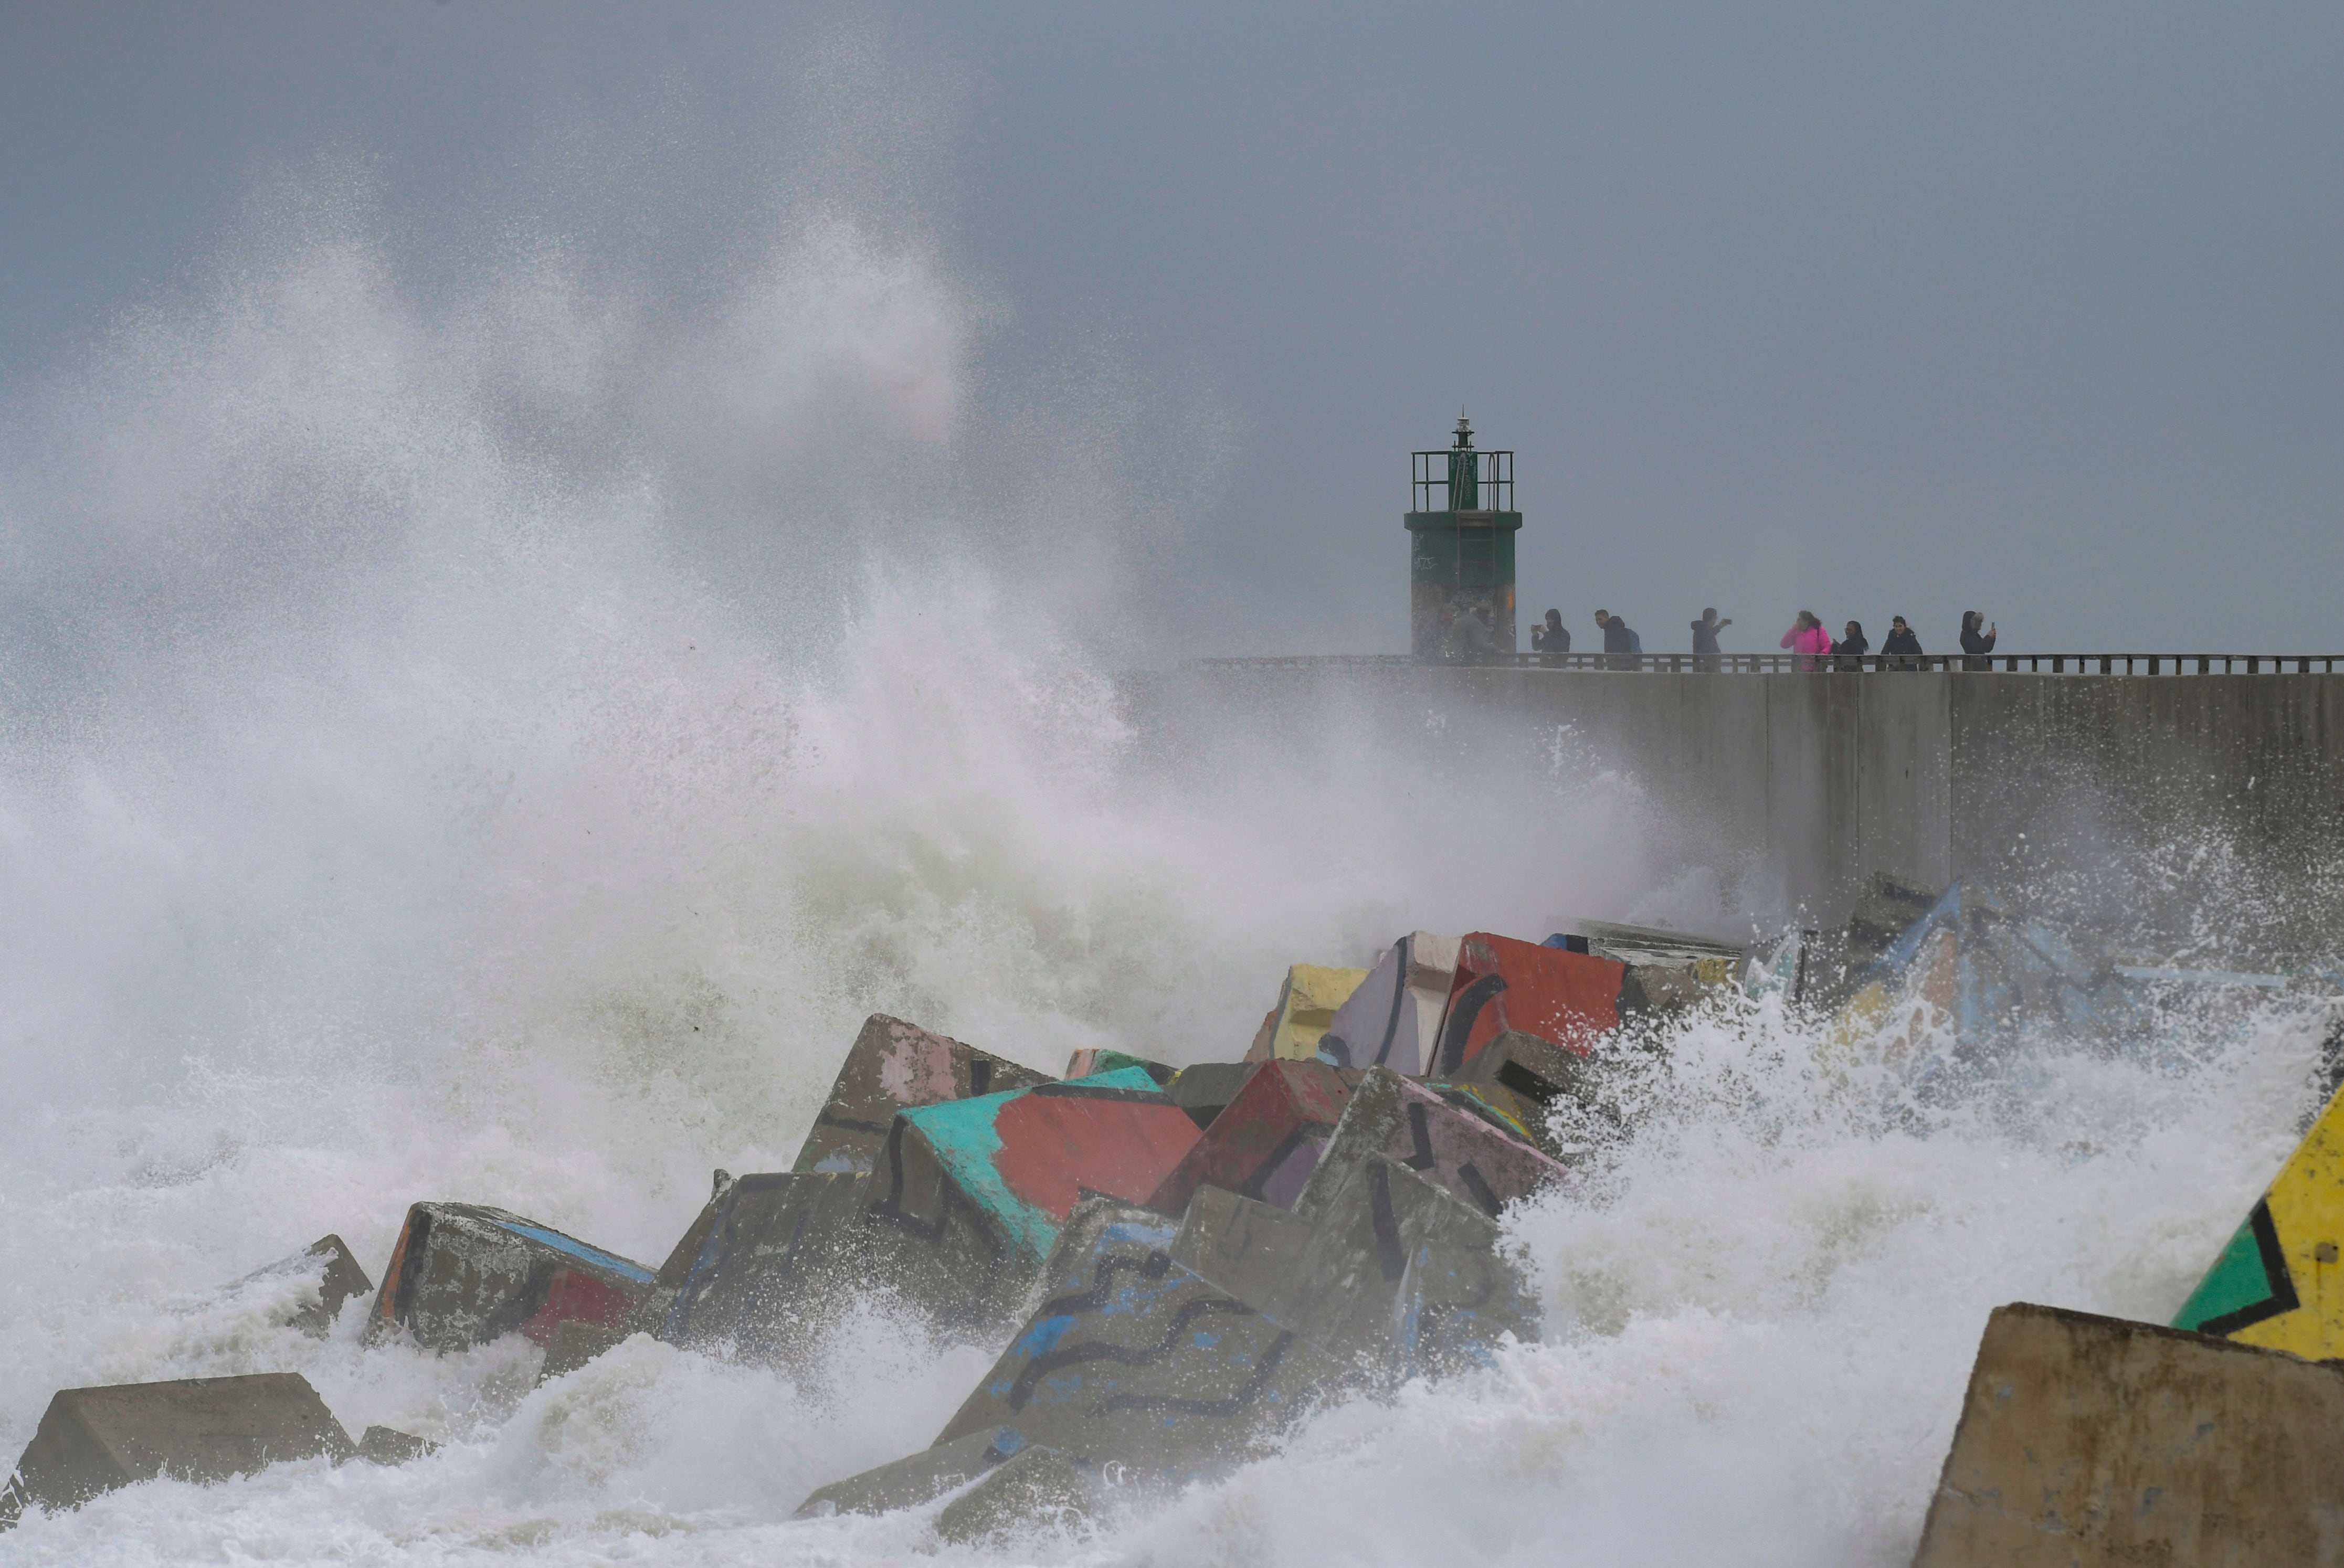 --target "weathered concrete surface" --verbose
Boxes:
[354,1425,436,1465]
[1163,1062,1255,1128]
[1062,1048,1175,1083]
[795,1014,1049,1177]
[932,1444,1093,1545]
[1910,1302,2344,1567]
[659,1172,867,1364]
[861,1069,1199,1332]
[1447,1028,1605,1112]
[1250,965,1371,1063]
[1280,1154,1538,1376]
[794,1426,1029,1519]
[934,1213,1340,1479]
[1318,933,1459,1075]
[1168,1186,1316,1319]
[1435,933,1624,1077]
[4,1374,353,1521]
[1294,1067,1565,1226]
[369,1202,653,1354]
[1147,1061,1355,1215]
[2175,1080,2344,1358]
[1124,665,2344,944]
[232,1234,373,1337]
